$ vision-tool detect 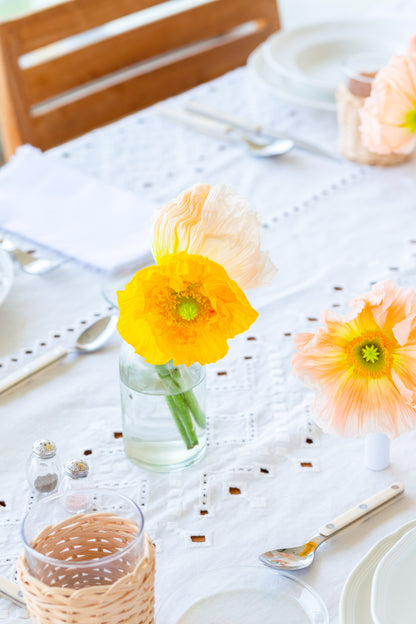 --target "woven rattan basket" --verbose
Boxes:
[336,84,412,166]
[17,512,155,624]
